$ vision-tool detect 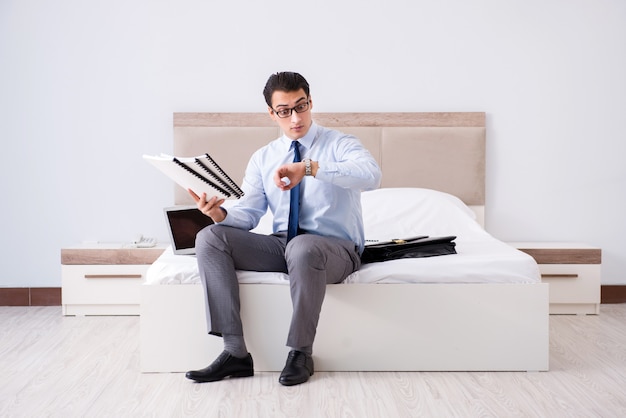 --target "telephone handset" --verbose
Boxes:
[133,234,157,248]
